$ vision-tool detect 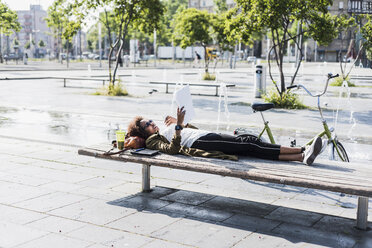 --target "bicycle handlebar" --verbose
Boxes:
[287,73,339,97]
[286,85,298,89]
